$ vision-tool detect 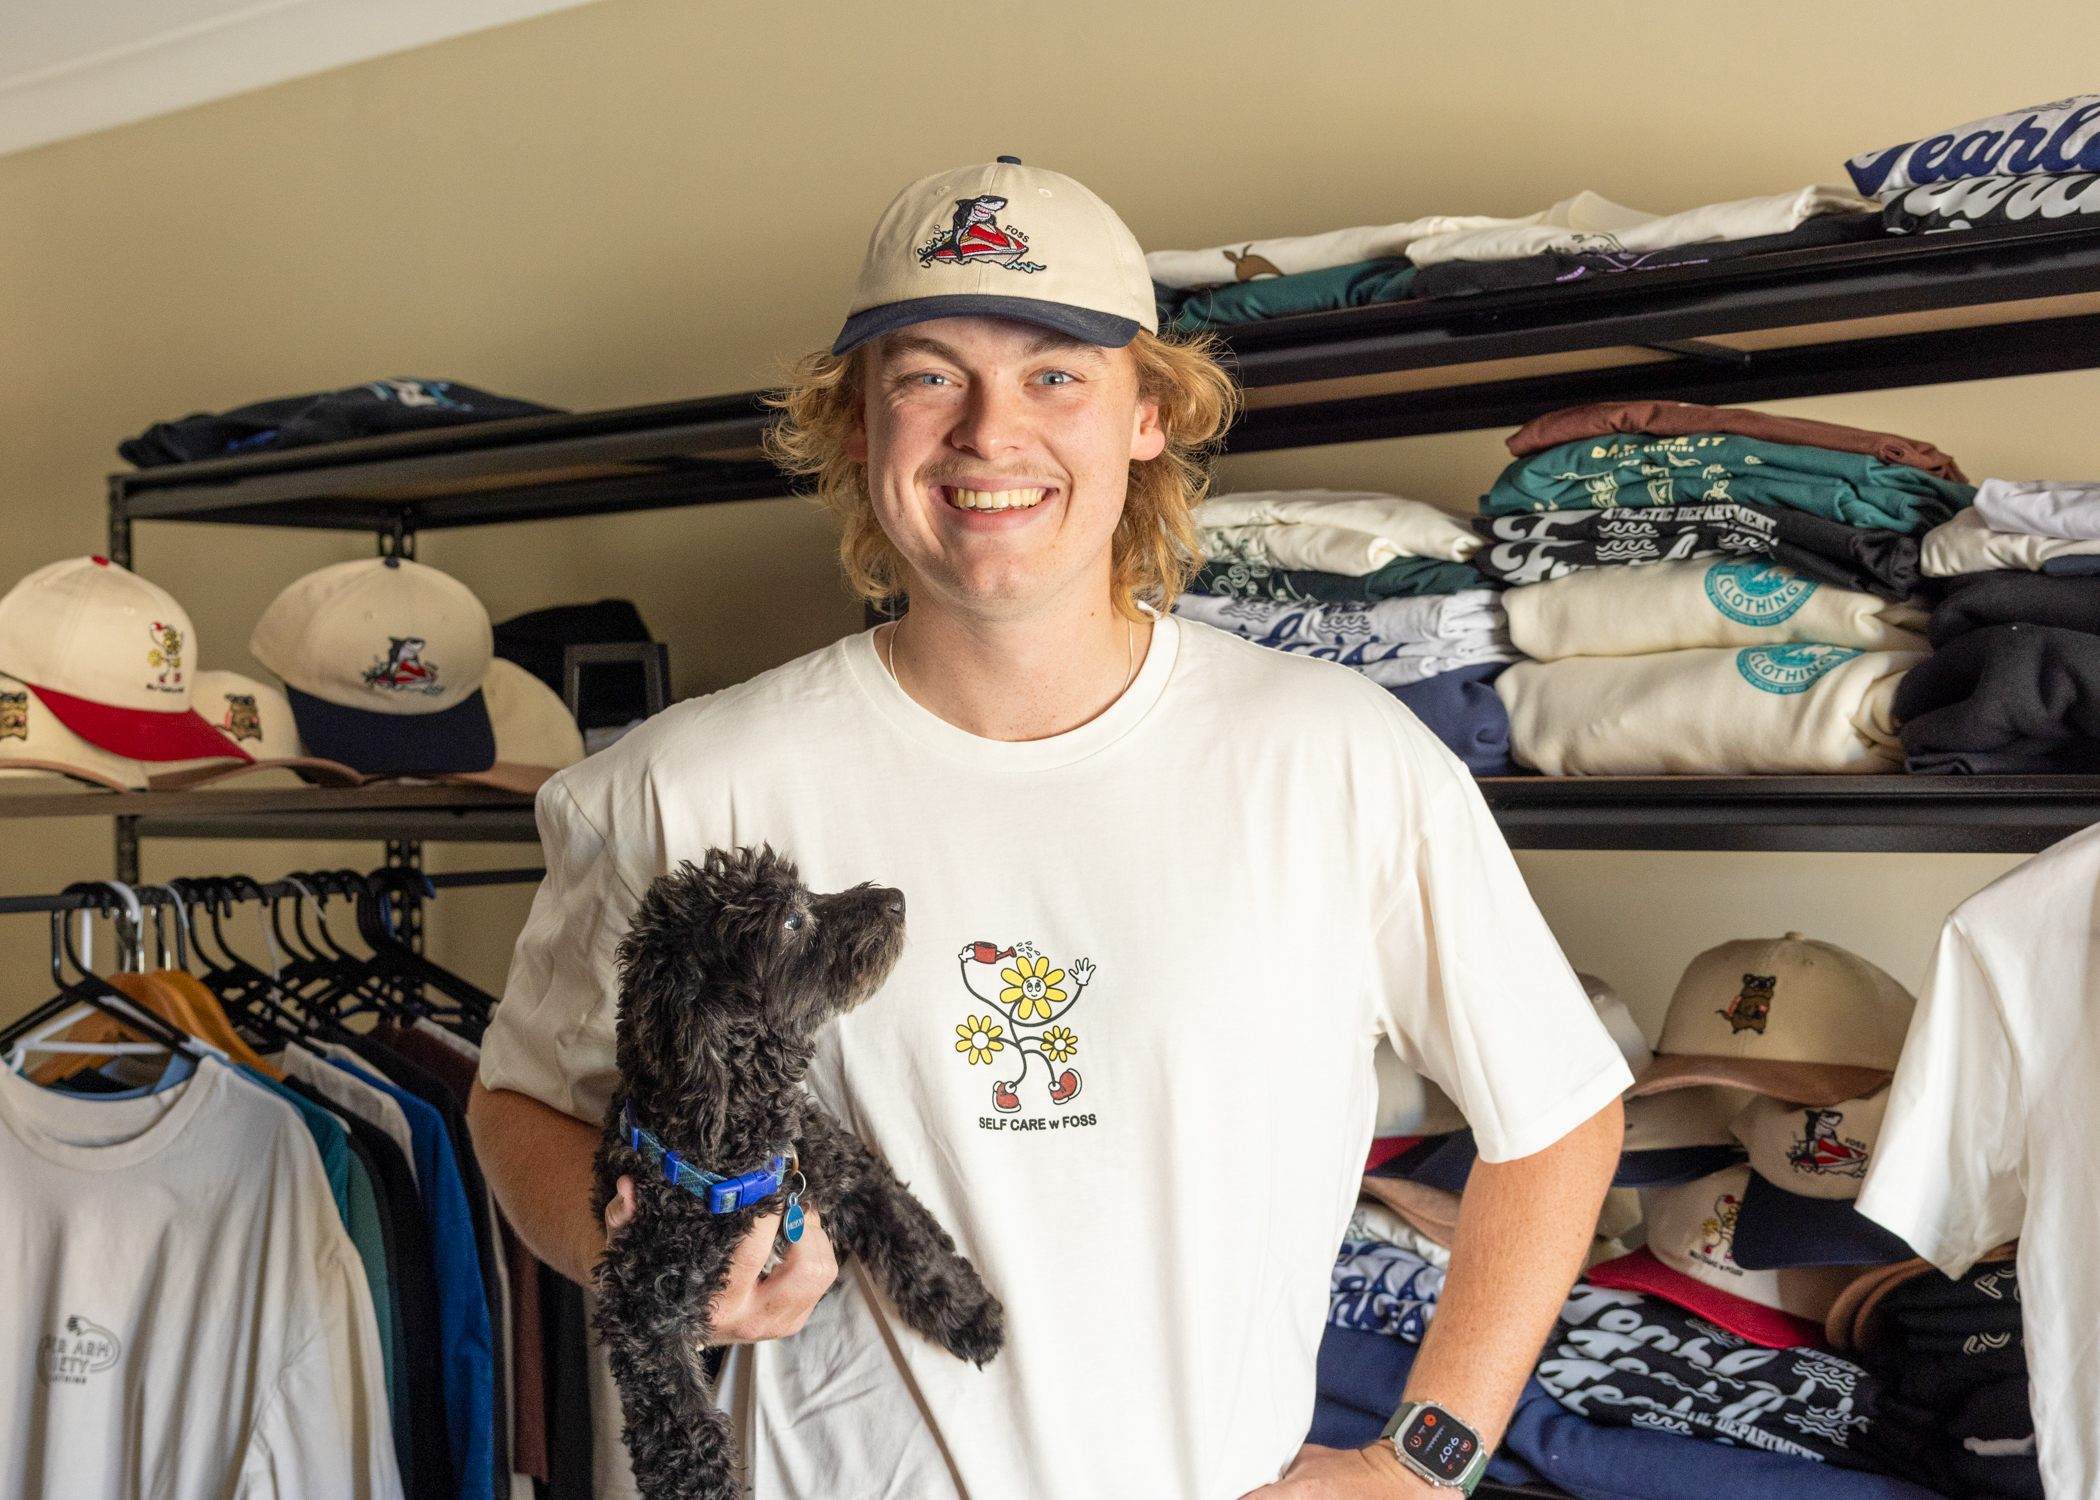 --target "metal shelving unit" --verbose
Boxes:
[100,220,2100,859]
